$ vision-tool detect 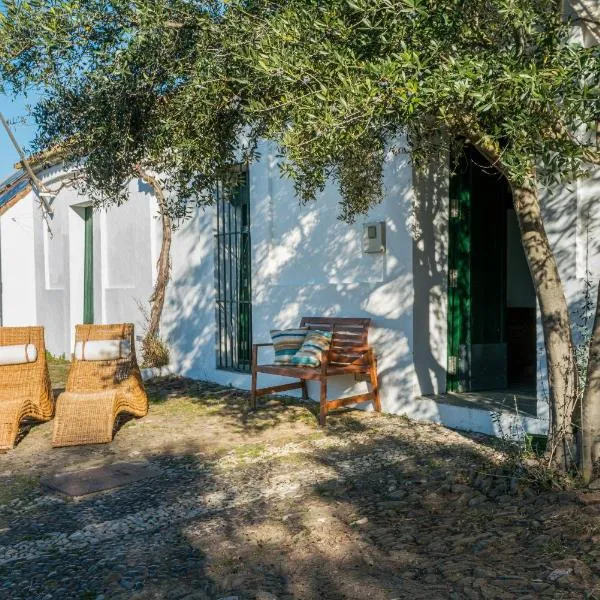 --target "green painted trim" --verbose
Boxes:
[83,206,94,324]
[447,155,471,392]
